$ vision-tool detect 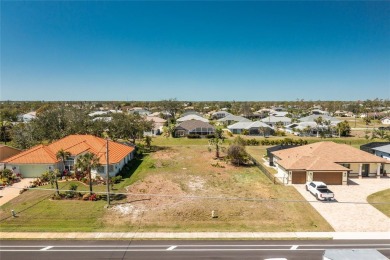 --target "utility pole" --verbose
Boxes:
[106,138,110,206]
